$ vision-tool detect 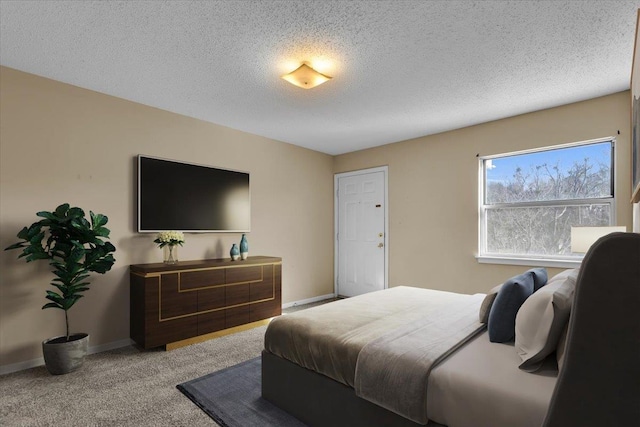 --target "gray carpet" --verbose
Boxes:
[0,301,334,426]
[178,357,307,427]
[0,326,266,426]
